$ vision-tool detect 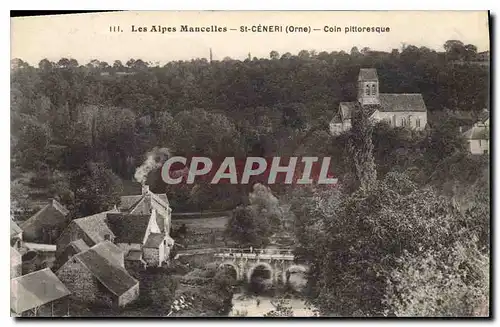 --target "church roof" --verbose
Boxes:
[358,68,378,81]
[378,94,427,112]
